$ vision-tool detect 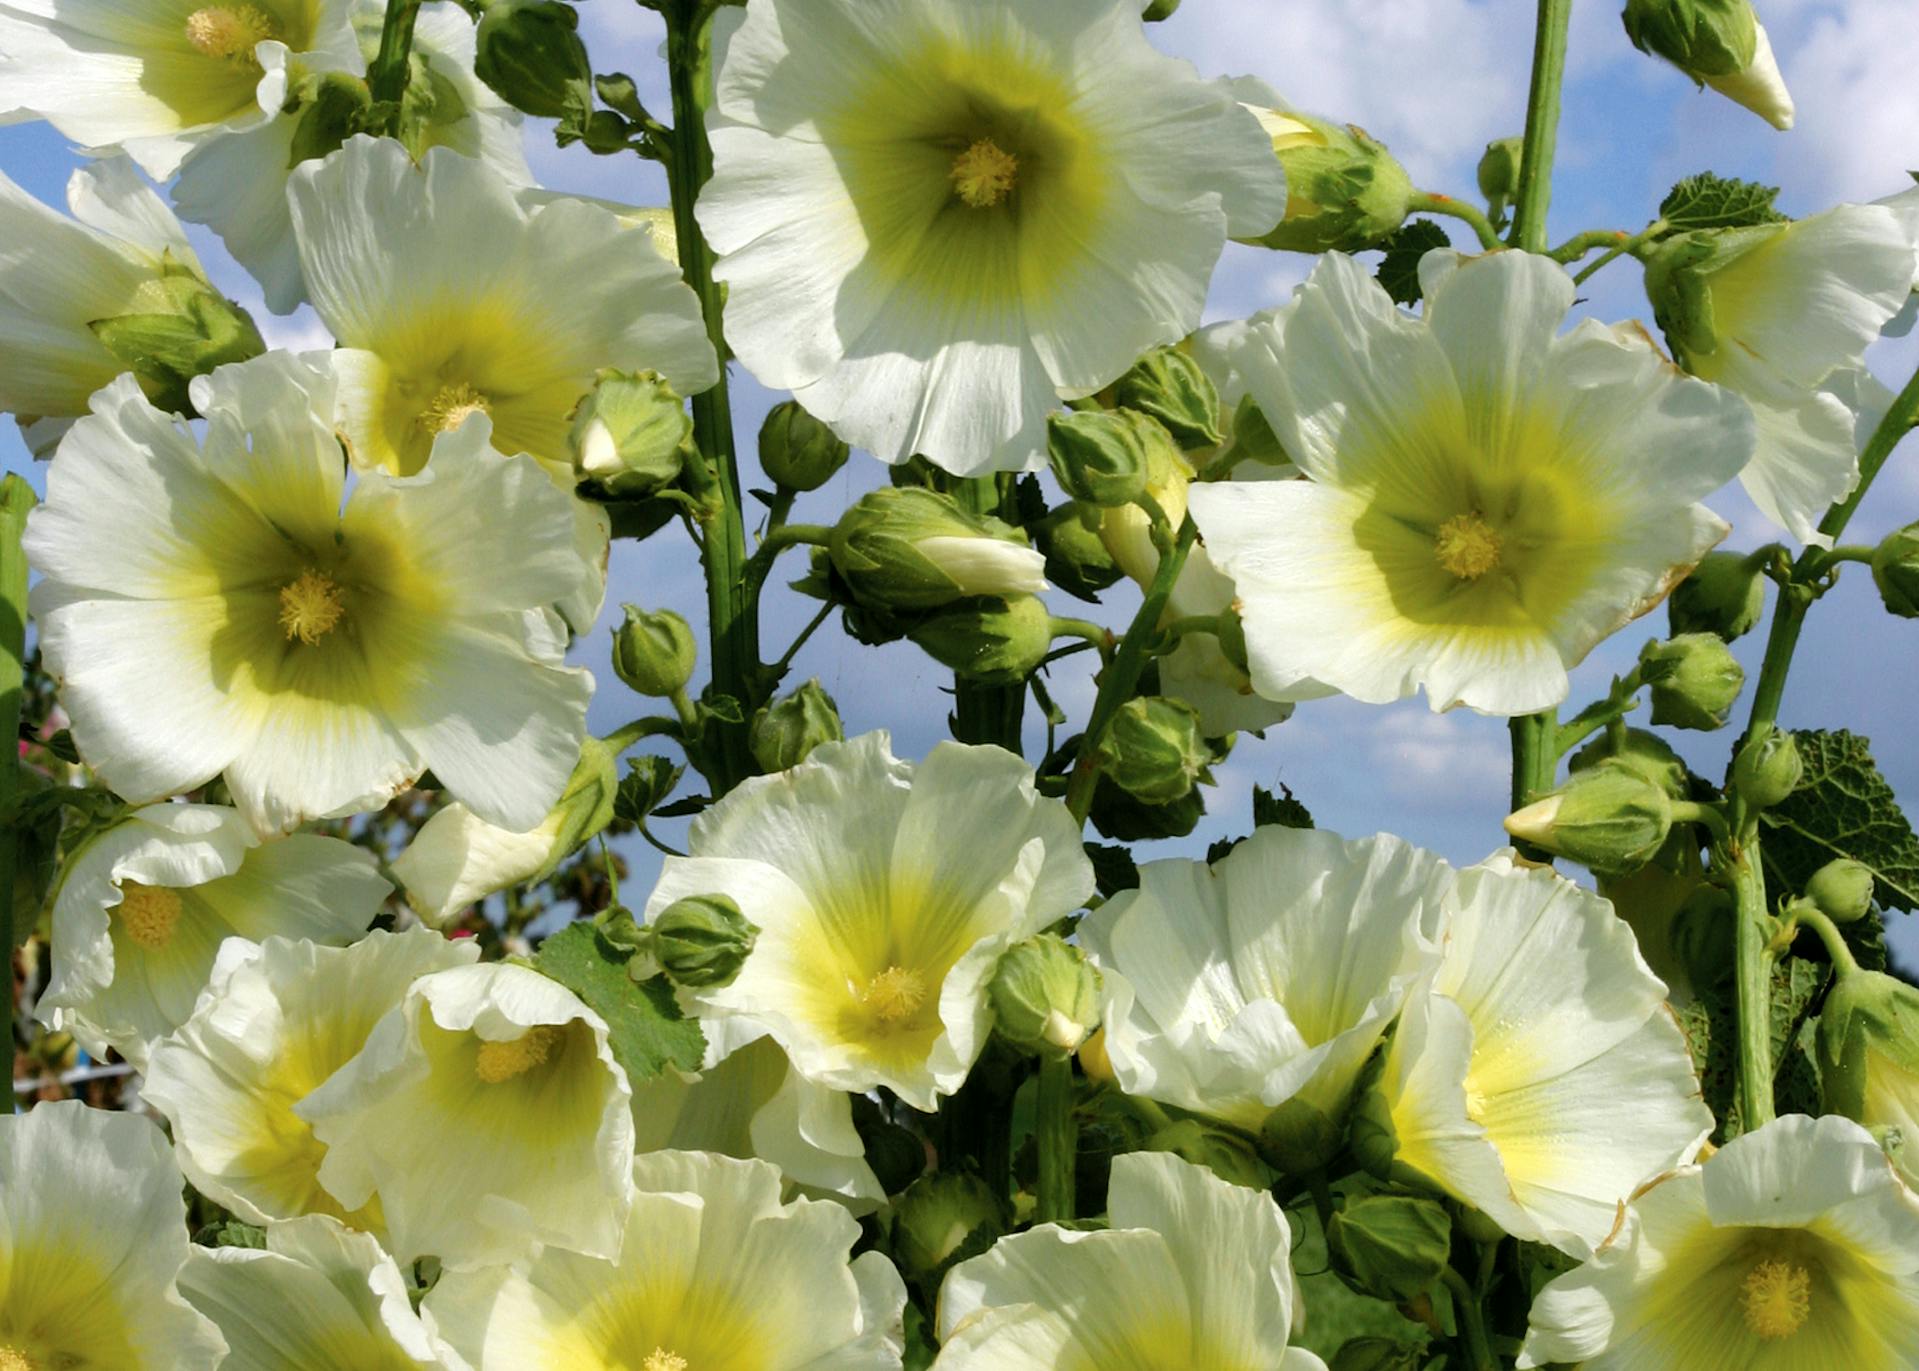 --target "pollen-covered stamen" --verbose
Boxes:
[117,882,184,952]
[278,568,346,644]
[1741,1258,1812,1340]
[418,381,492,435]
[950,138,1019,208]
[642,1351,689,1371]
[1434,511,1503,580]
[184,4,279,62]
[474,1025,565,1083]
[861,965,928,1025]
